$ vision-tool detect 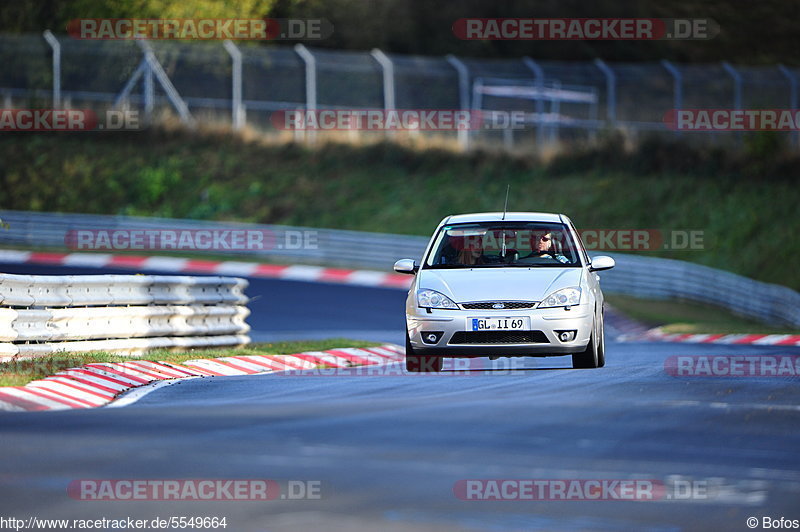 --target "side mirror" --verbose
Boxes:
[393,259,418,275]
[589,256,615,272]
